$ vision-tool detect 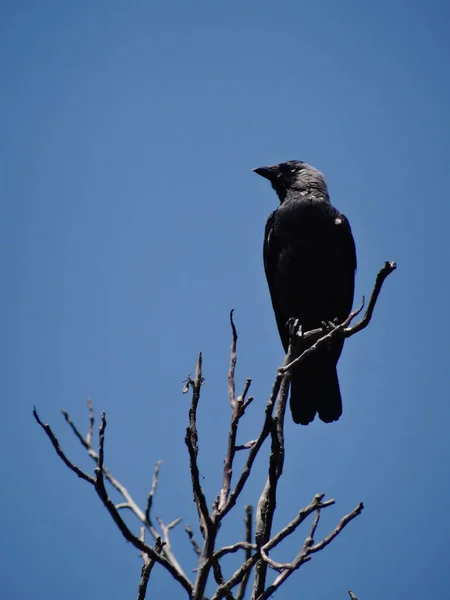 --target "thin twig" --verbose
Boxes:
[220,371,283,519]
[145,460,163,524]
[280,305,364,374]
[234,440,257,451]
[33,408,95,484]
[240,380,252,403]
[228,309,238,406]
[308,503,364,555]
[214,542,257,561]
[255,502,324,599]
[258,548,289,572]
[61,409,97,458]
[212,559,236,600]
[211,554,261,600]
[308,508,321,544]
[264,495,334,554]
[137,529,164,600]
[280,261,396,374]
[345,261,396,335]
[185,352,212,539]
[86,398,94,447]
[185,525,201,558]
[156,516,182,555]
[261,507,320,572]
[219,312,254,512]
[255,513,317,600]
